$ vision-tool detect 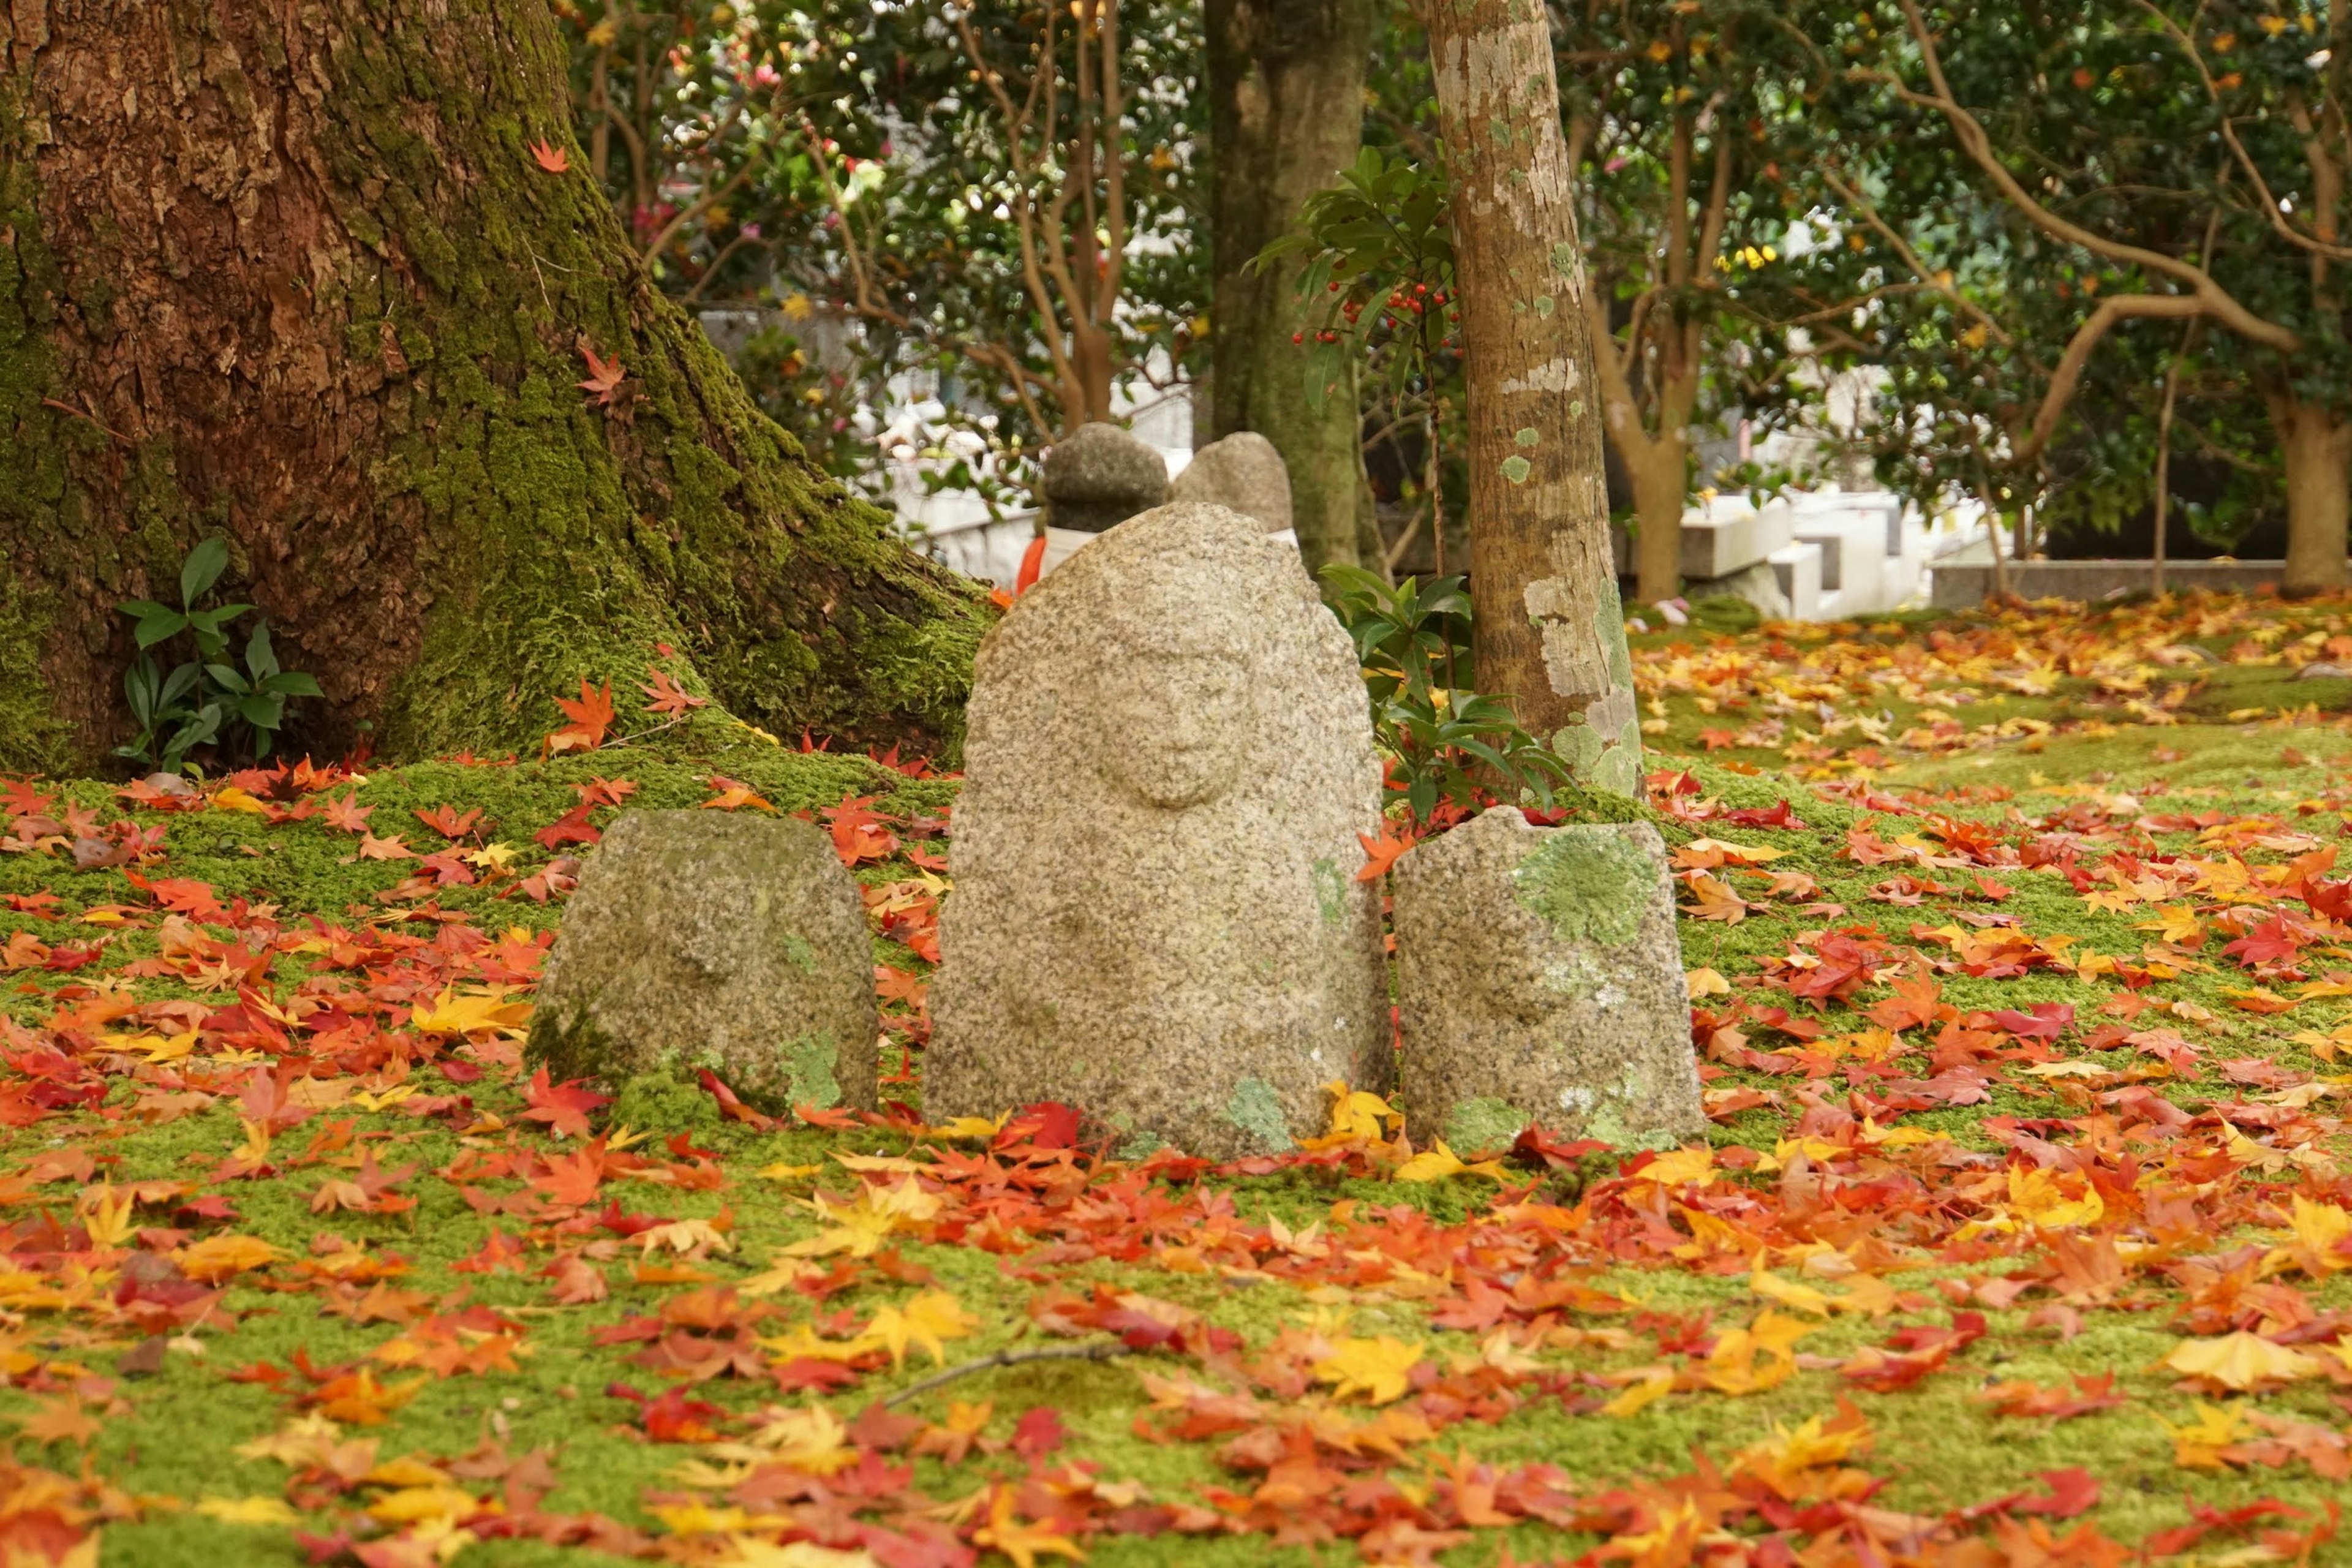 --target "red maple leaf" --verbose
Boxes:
[533,803,601,850]
[577,340,626,405]
[639,668,708,717]
[2223,915,2306,970]
[413,804,483,840]
[545,679,616,755]
[529,138,570,173]
[823,794,899,865]
[519,1067,609,1139]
